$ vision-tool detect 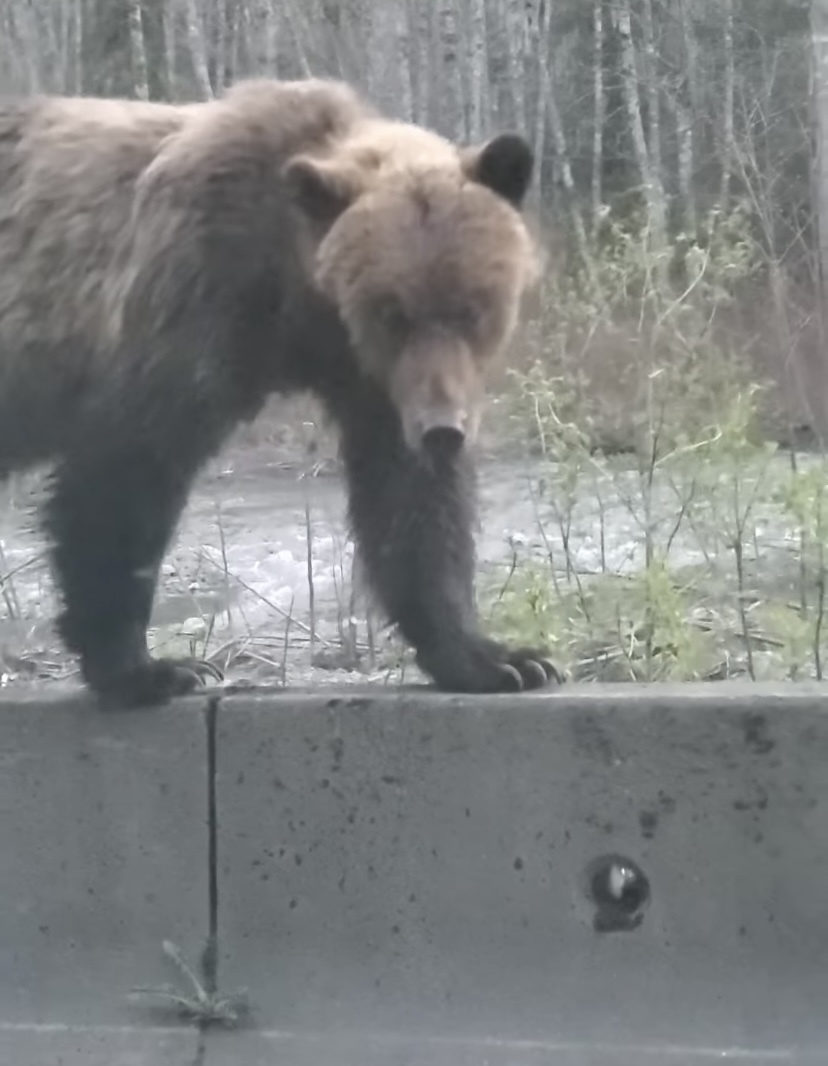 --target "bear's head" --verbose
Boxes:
[284,121,538,456]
